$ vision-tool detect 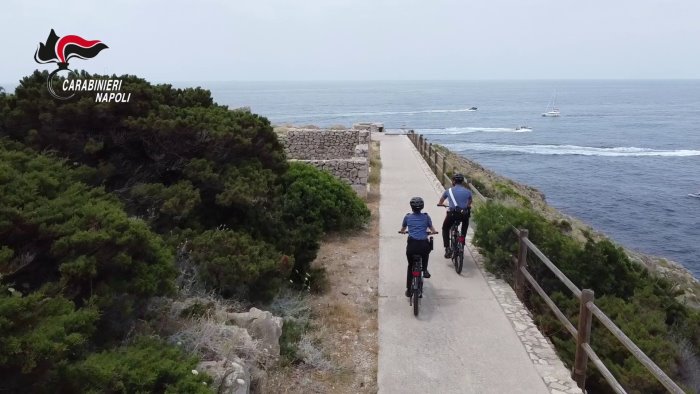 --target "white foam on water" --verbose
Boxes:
[448,143,700,157]
[417,127,531,134]
[283,108,477,118]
